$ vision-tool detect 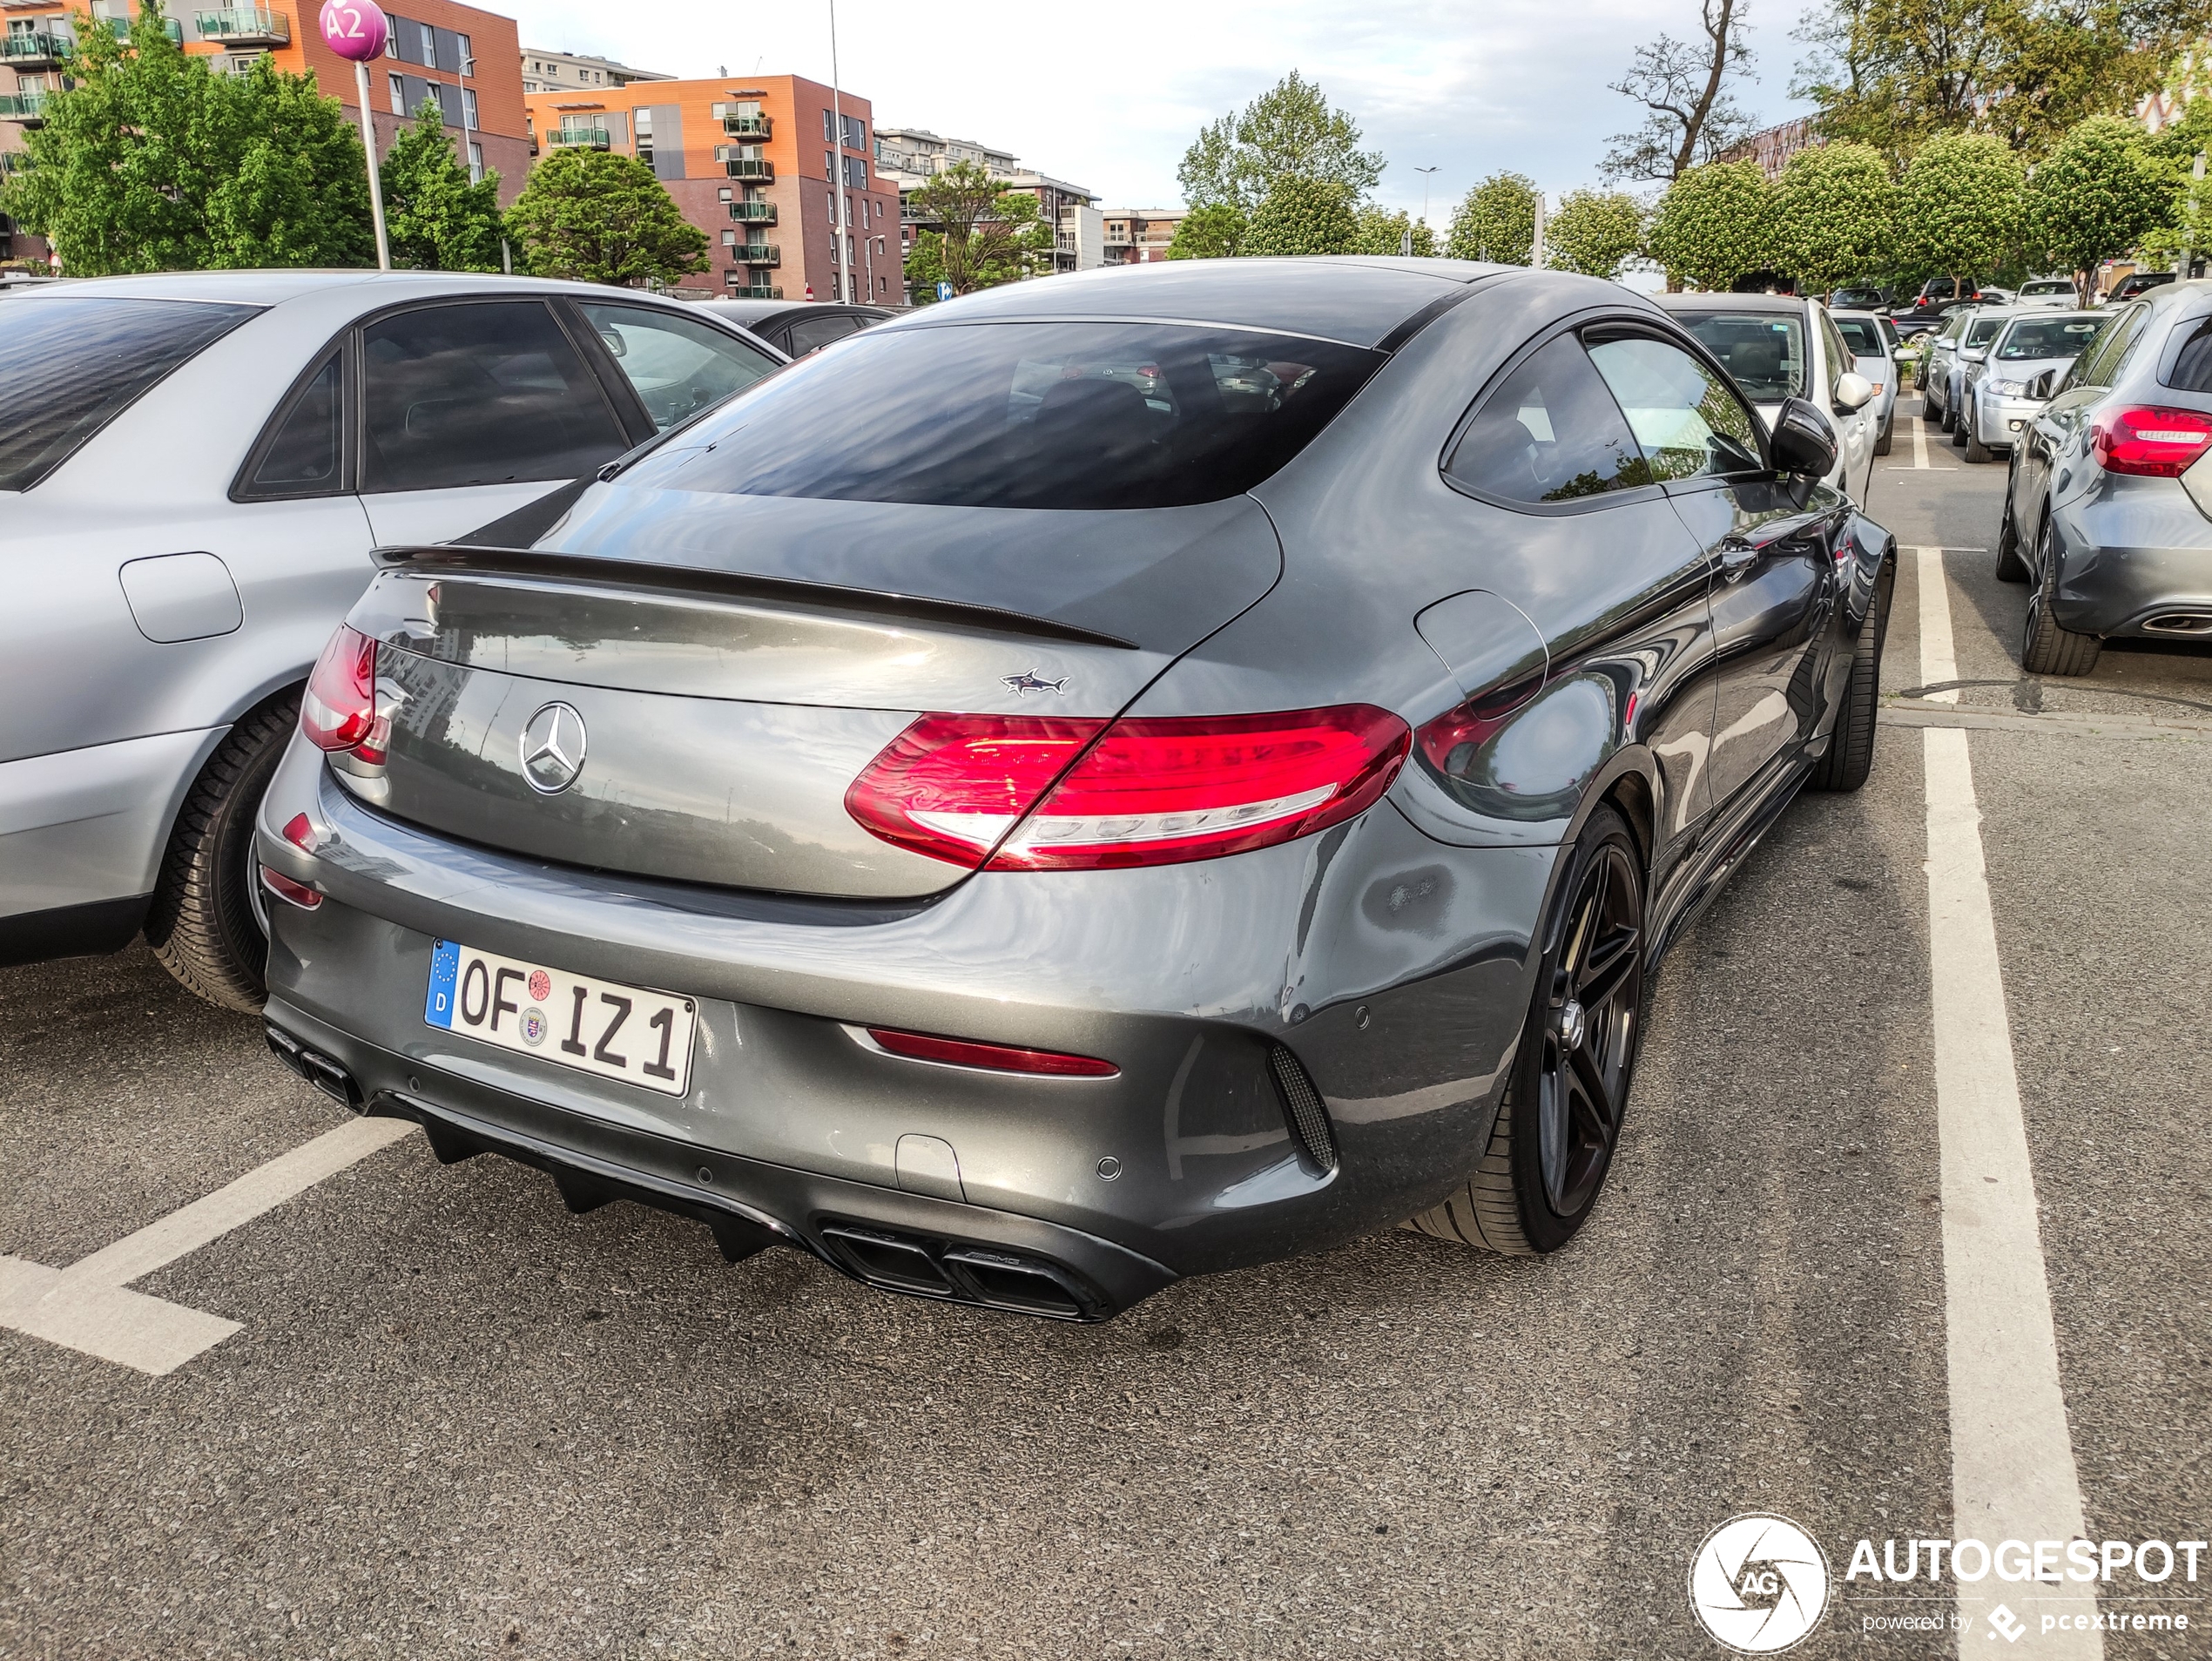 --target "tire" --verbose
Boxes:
[1950,406,1968,446]
[1994,490,2030,581]
[1874,416,1892,457]
[2019,518,2101,677]
[1964,419,1993,463]
[1938,396,1954,432]
[1807,558,1893,793]
[1403,805,1644,1256]
[143,692,300,1012]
